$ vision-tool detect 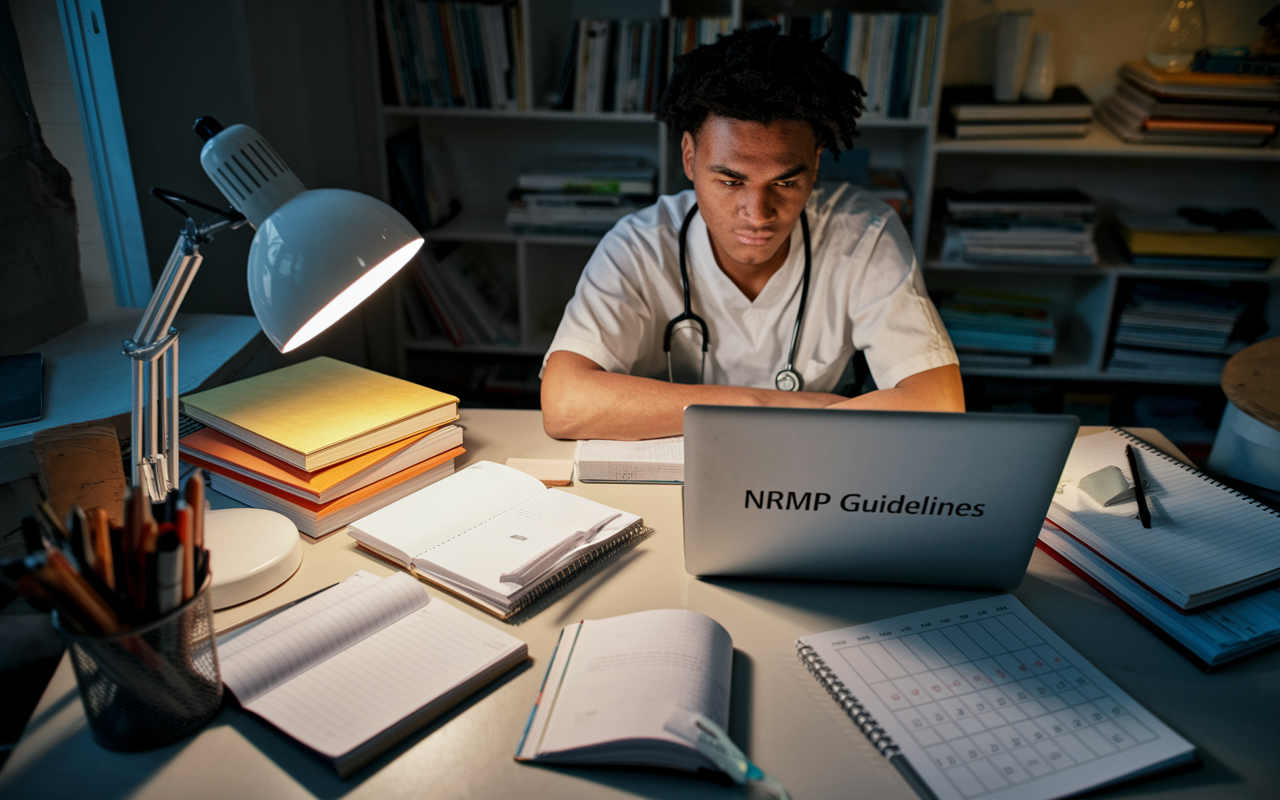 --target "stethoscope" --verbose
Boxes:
[664,203,812,391]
